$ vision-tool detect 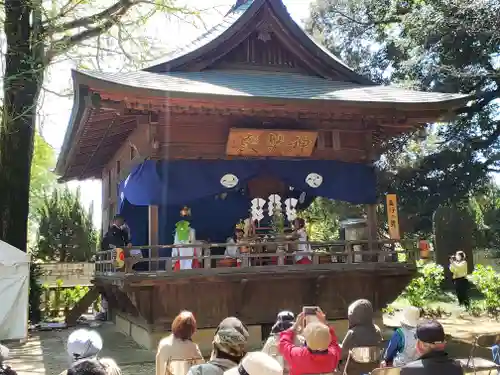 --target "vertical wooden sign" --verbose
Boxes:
[386,194,400,240]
